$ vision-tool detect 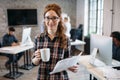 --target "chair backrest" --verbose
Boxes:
[0,38,3,48]
[70,29,77,41]
[0,40,3,56]
[70,28,83,41]
[0,41,1,48]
